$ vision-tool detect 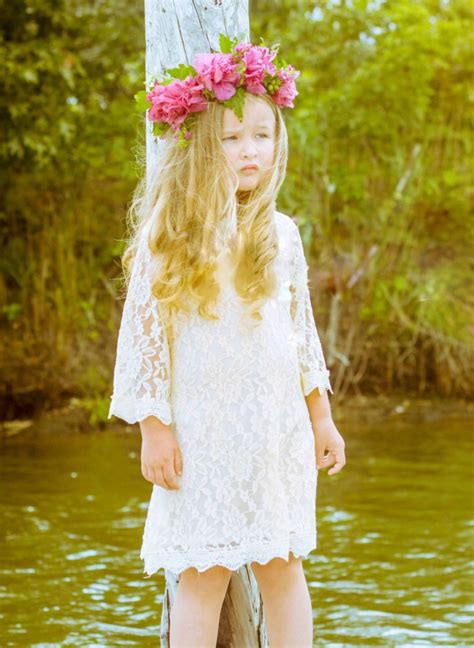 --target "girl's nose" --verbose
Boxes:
[240,138,258,157]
